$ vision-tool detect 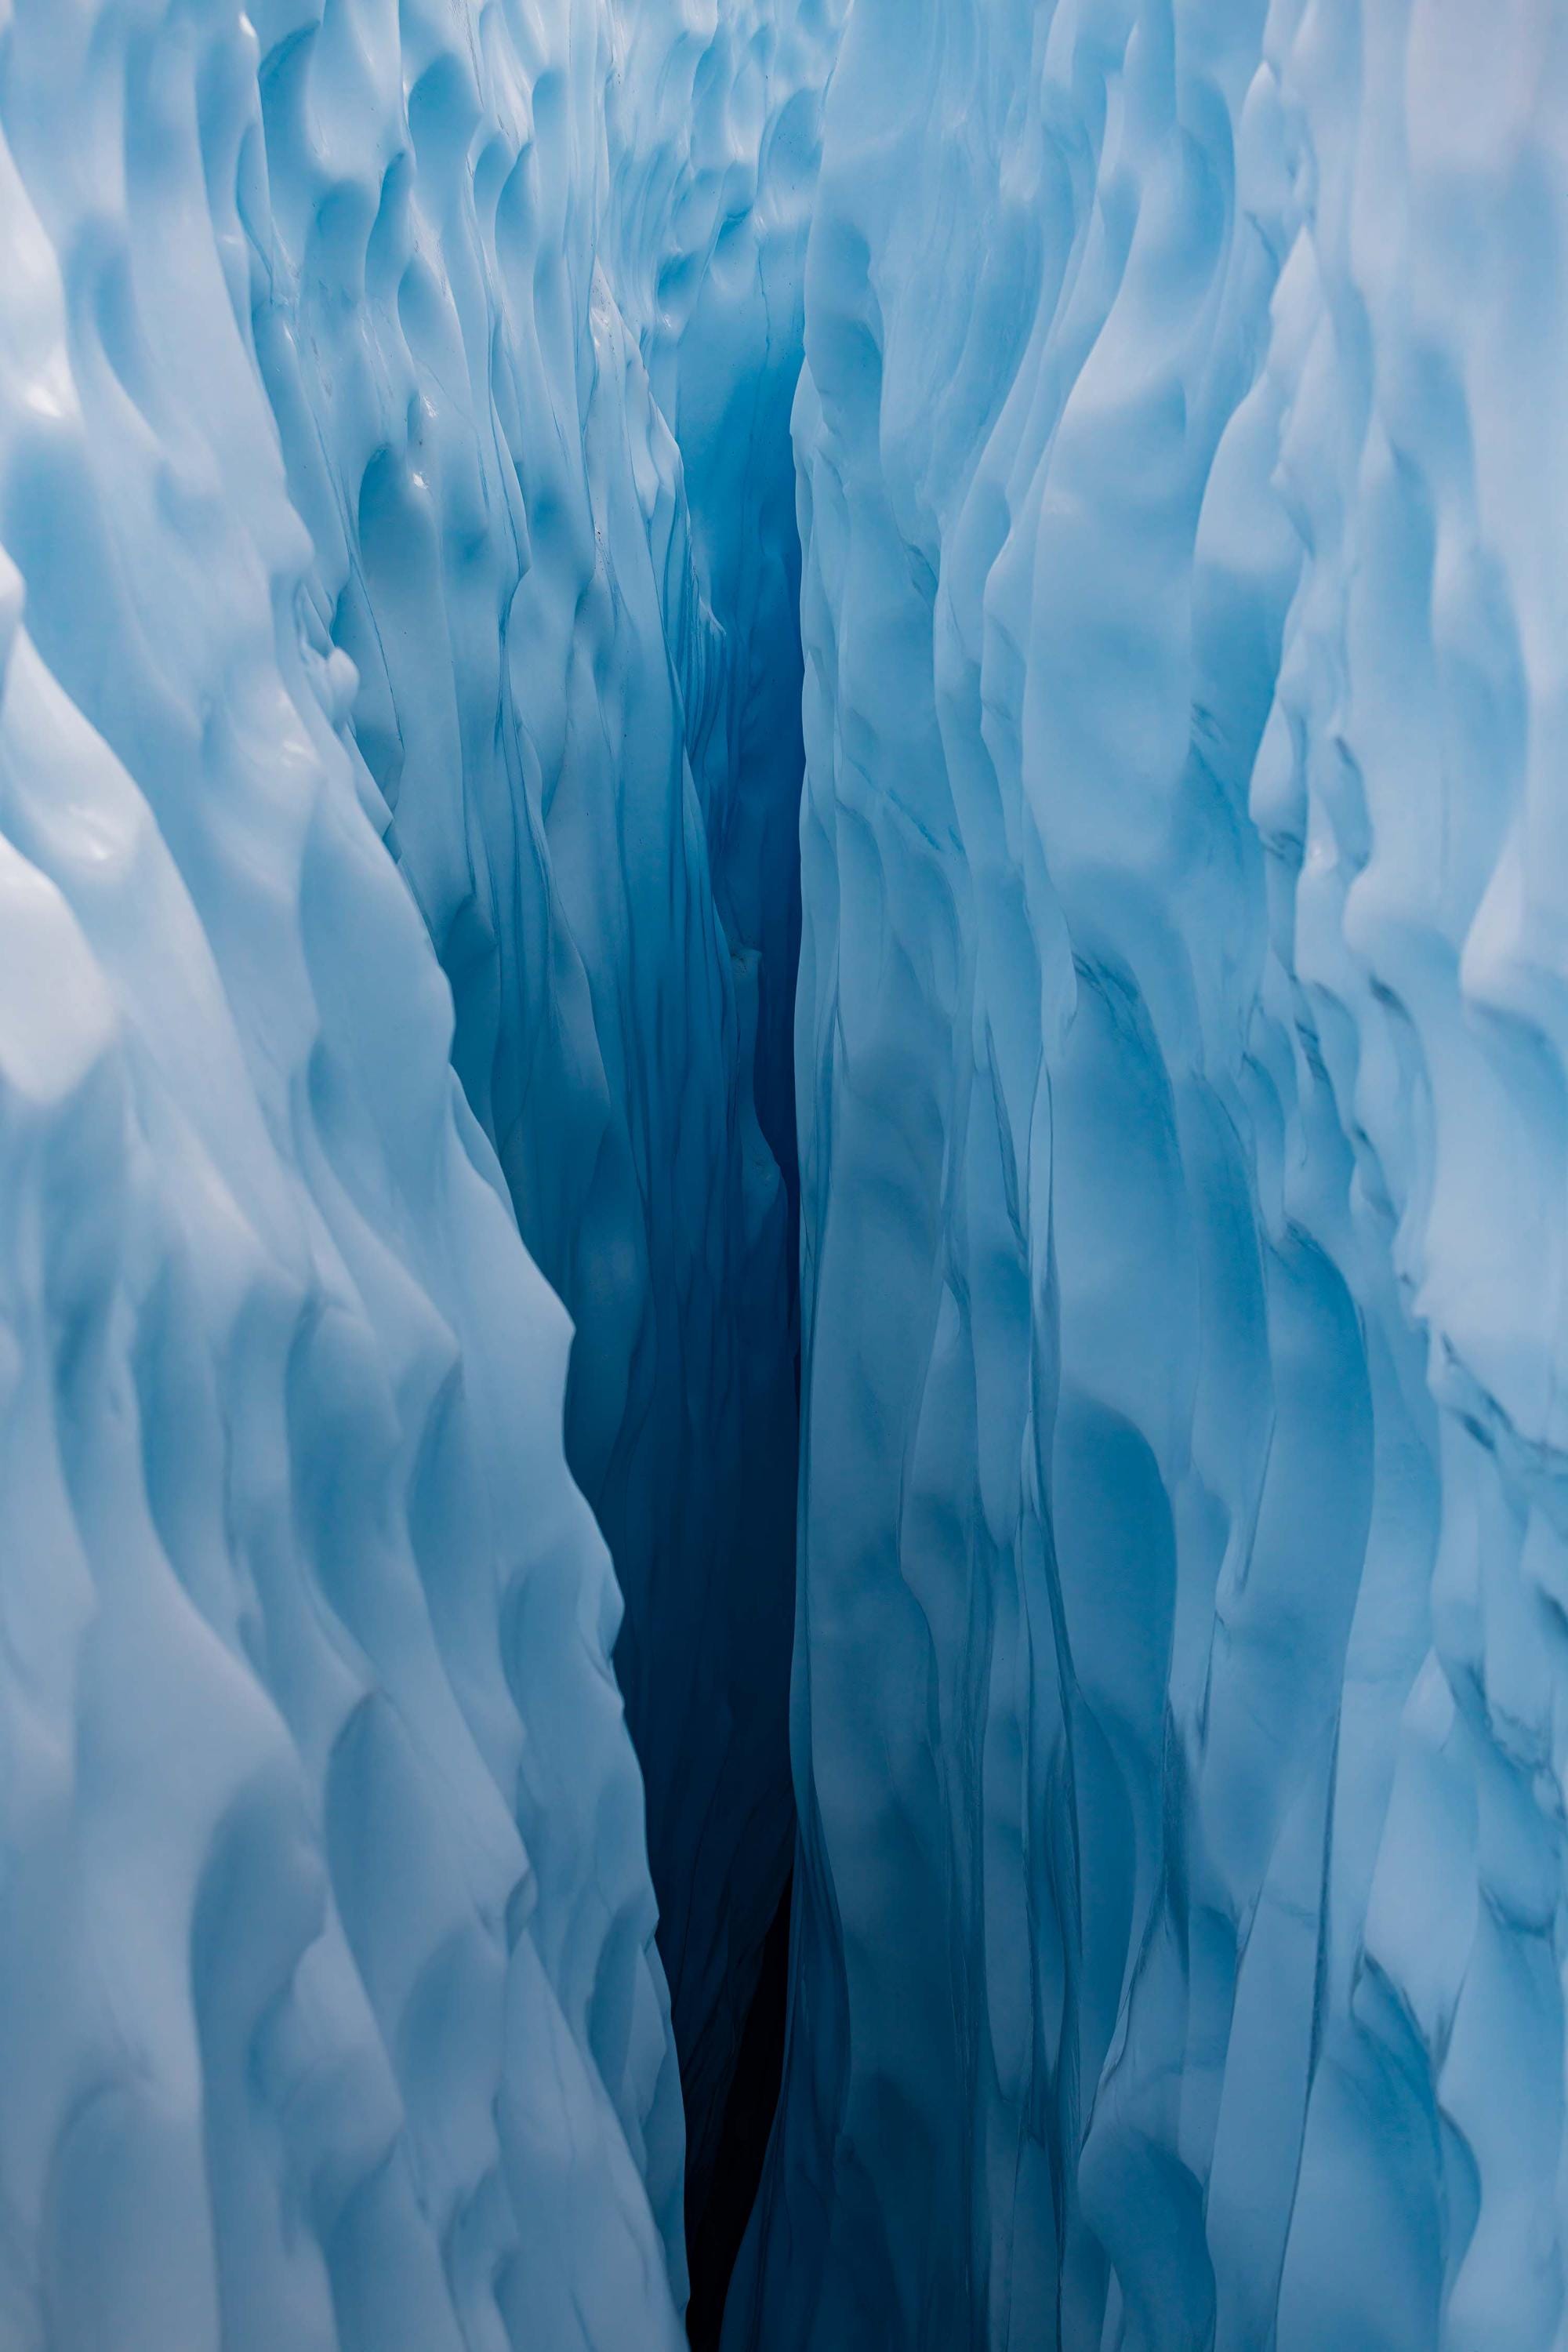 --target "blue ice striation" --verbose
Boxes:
[2,2,1567,2350]
[243,0,838,2213]
[734,4,1568,2349]
[0,0,833,2343]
